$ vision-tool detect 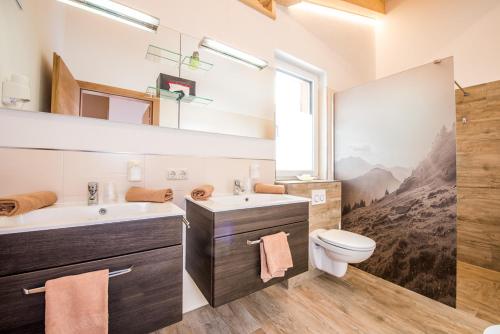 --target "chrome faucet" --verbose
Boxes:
[88,182,99,205]
[233,179,246,195]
